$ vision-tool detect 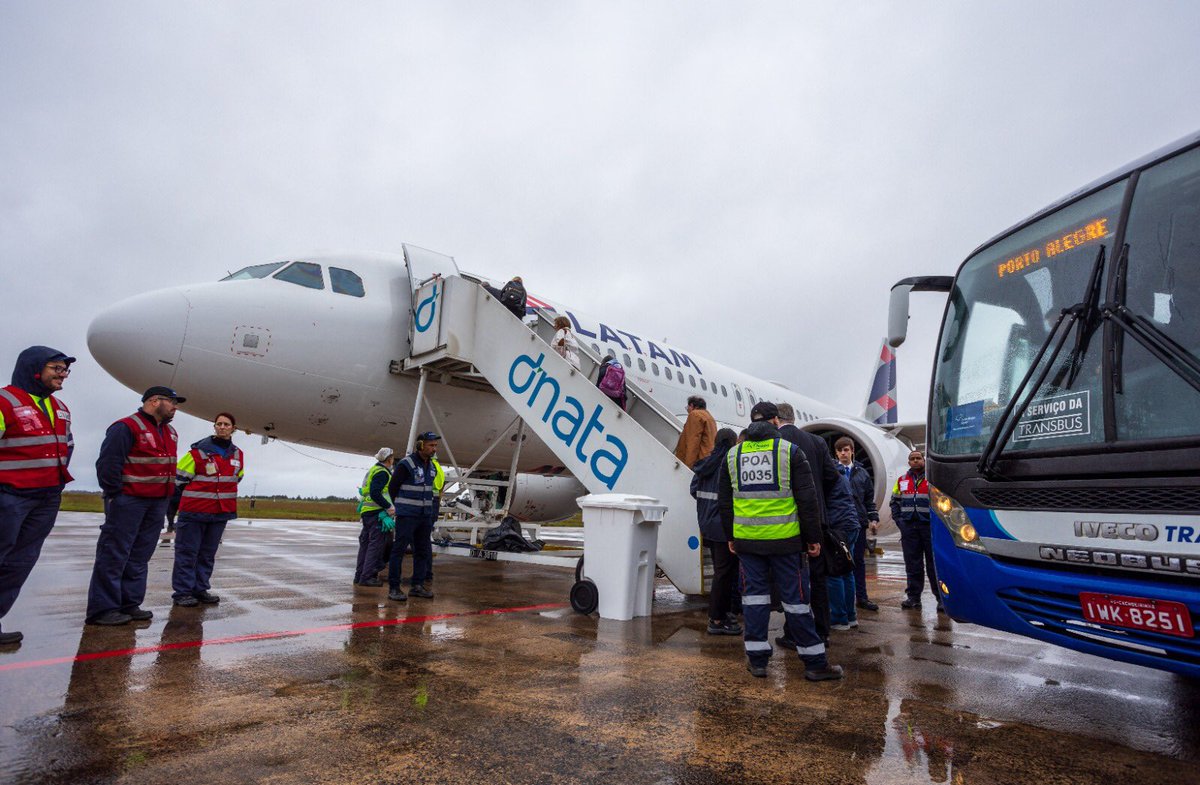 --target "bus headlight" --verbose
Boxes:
[929,485,987,554]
